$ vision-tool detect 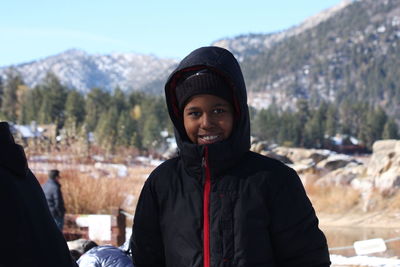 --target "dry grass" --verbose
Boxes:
[37,167,150,215]
[383,189,400,210]
[66,169,148,214]
[306,182,400,214]
[306,184,361,213]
